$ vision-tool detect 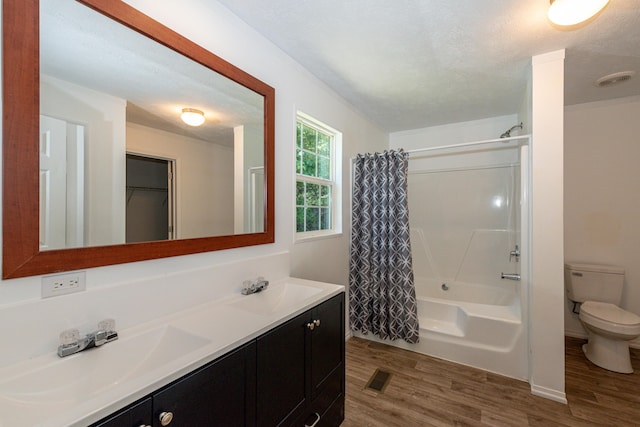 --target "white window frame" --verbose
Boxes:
[295,111,342,242]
